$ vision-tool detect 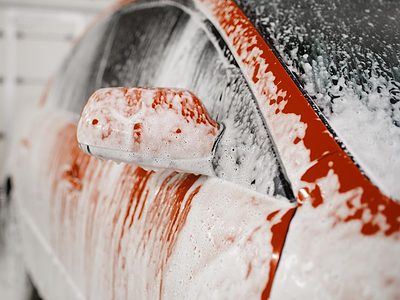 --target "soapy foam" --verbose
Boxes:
[12,109,295,299]
[77,87,219,161]
[235,0,400,200]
